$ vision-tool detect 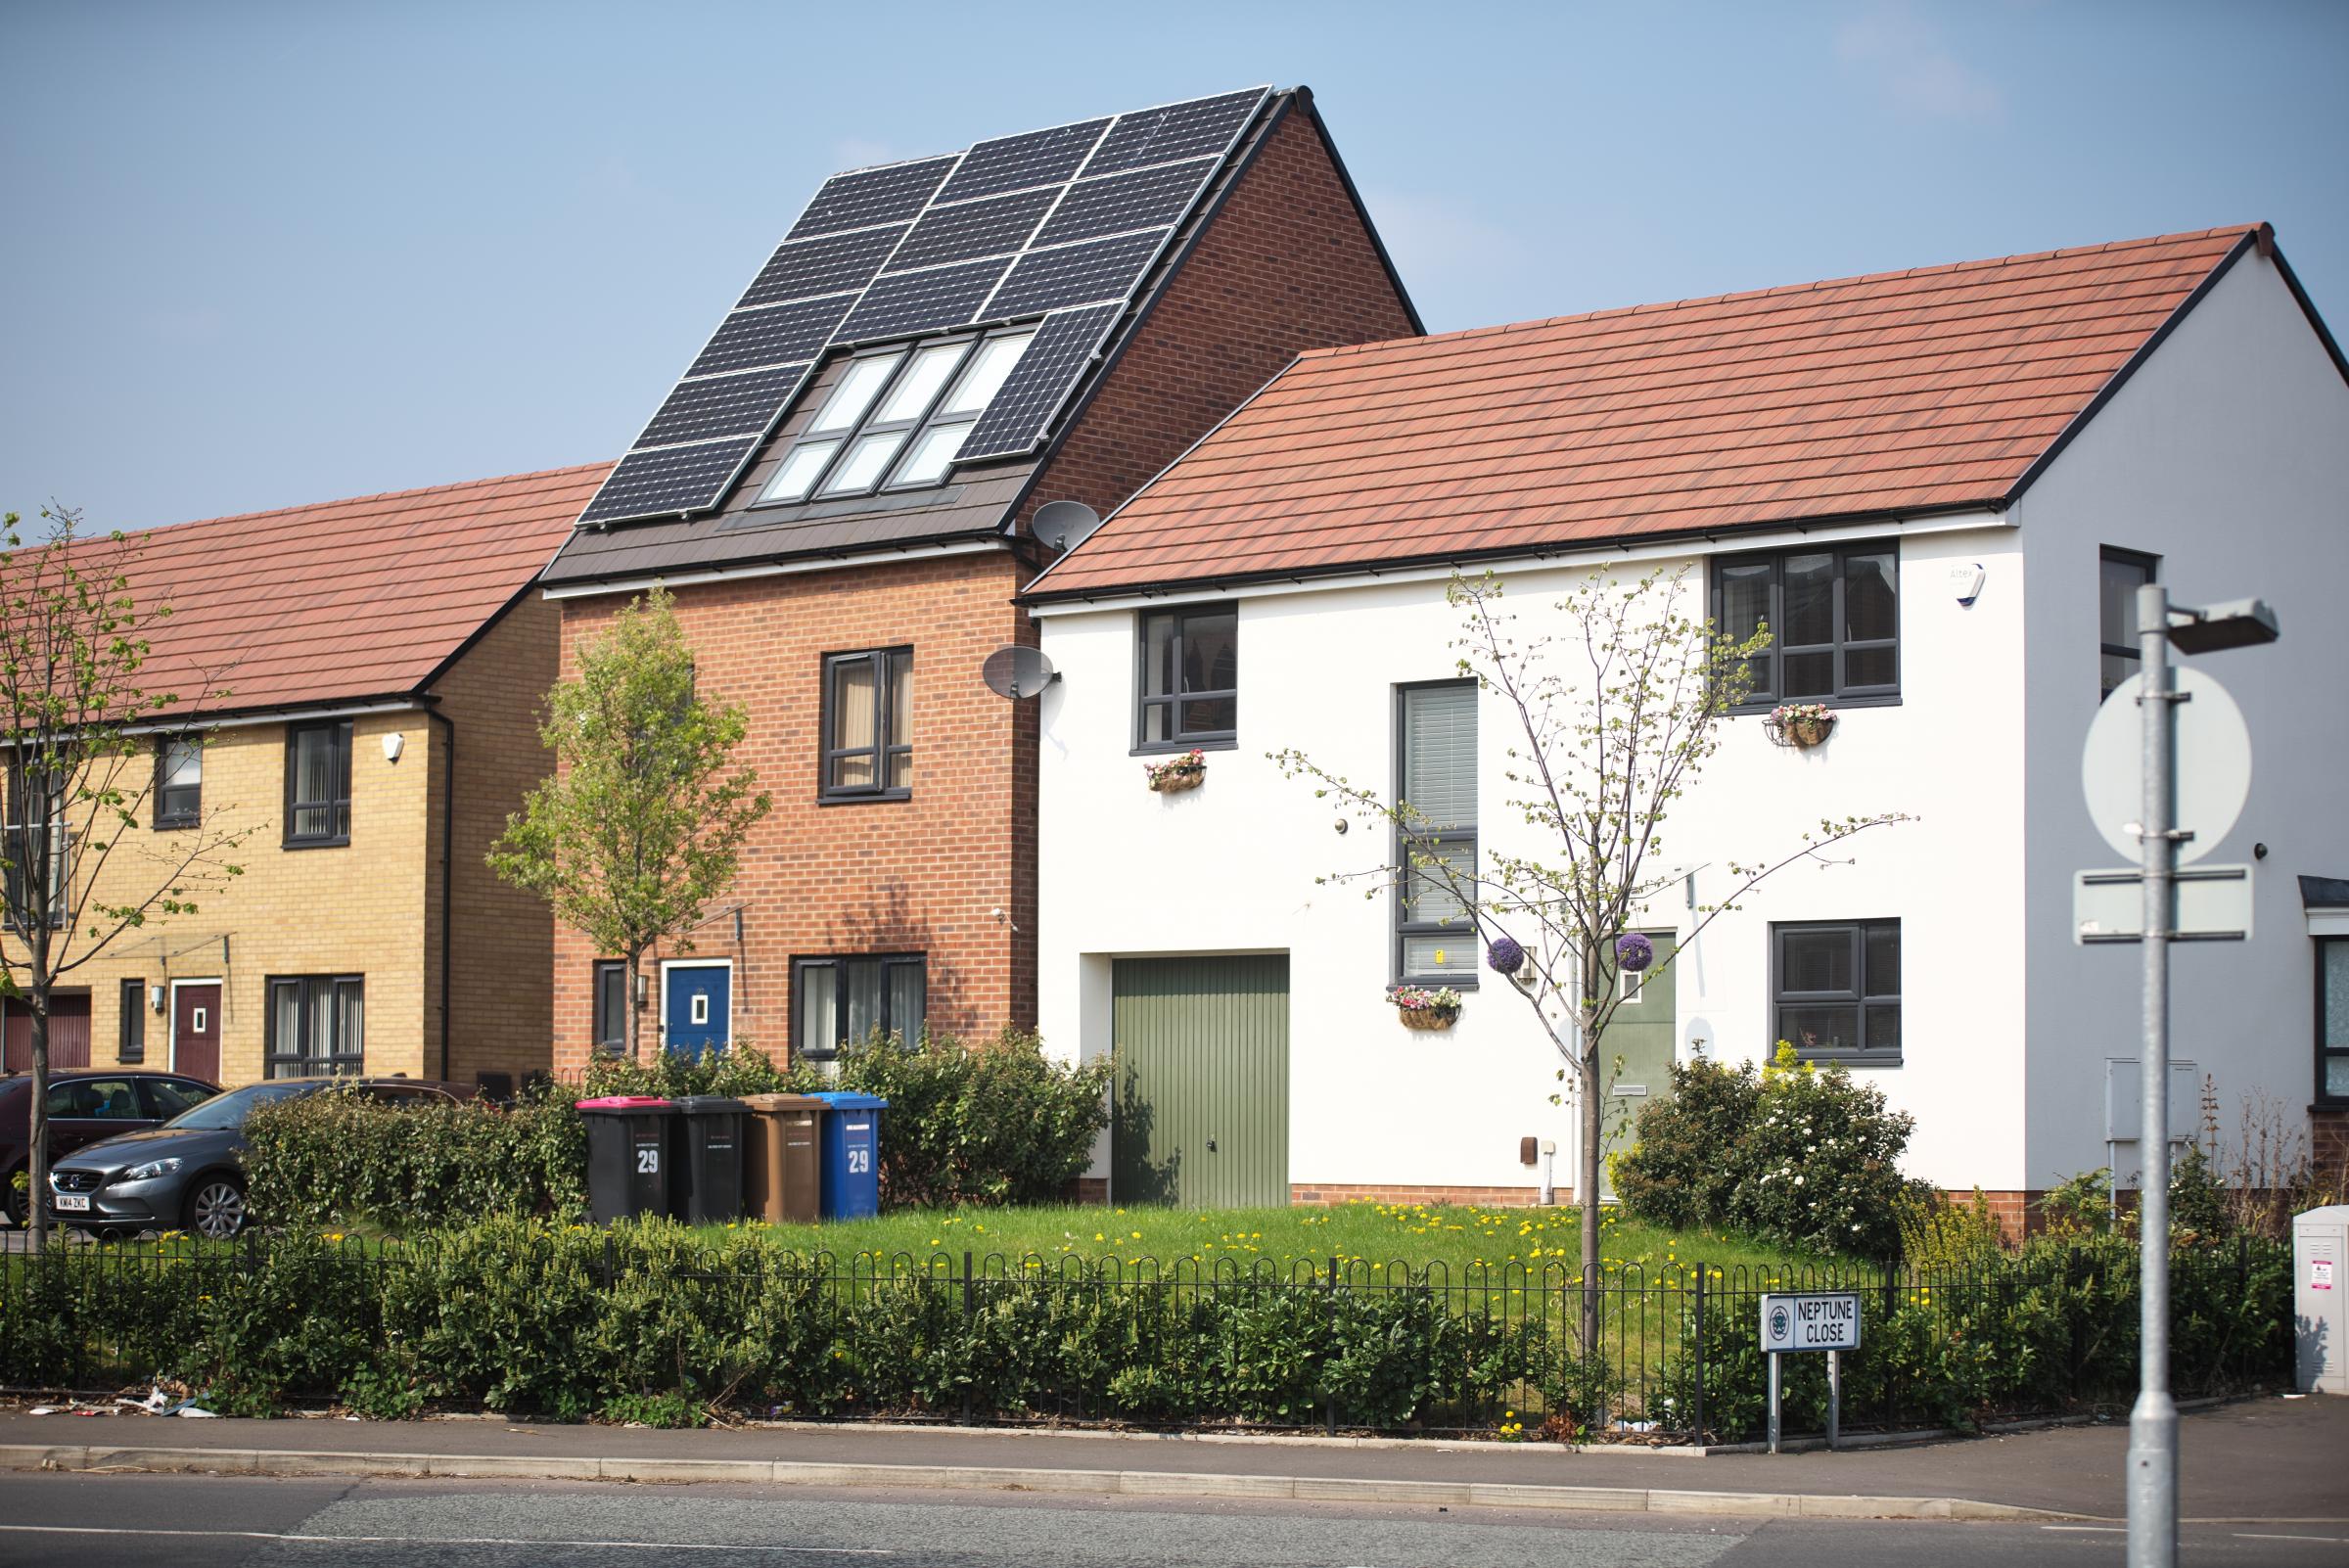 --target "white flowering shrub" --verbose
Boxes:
[1726,1044,1922,1257]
